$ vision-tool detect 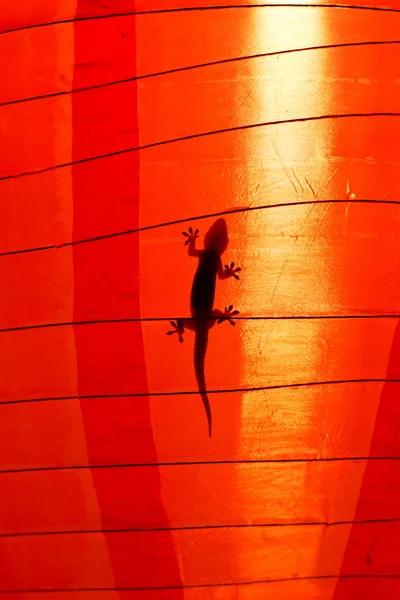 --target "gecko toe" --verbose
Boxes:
[182,227,199,245]
[224,263,242,279]
[166,320,185,341]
